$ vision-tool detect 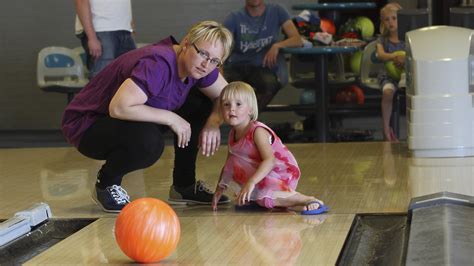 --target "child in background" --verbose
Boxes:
[211,81,327,215]
[376,2,405,142]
